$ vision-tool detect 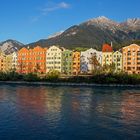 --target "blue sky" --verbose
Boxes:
[0,0,140,44]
